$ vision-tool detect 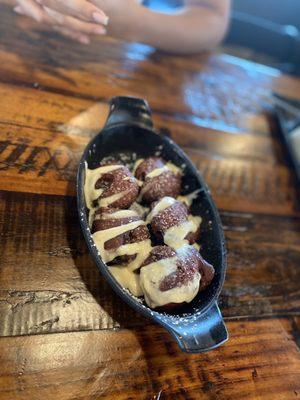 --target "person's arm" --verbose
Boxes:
[92,0,231,54]
[13,0,230,53]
